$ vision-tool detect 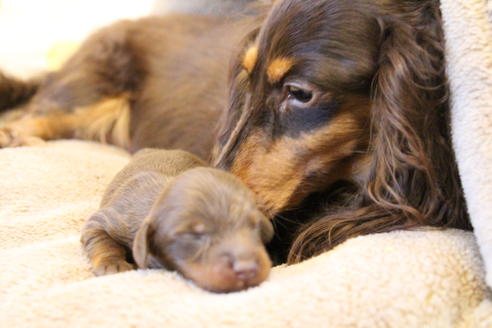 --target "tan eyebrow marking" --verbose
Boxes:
[242,46,259,74]
[267,57,295,84]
